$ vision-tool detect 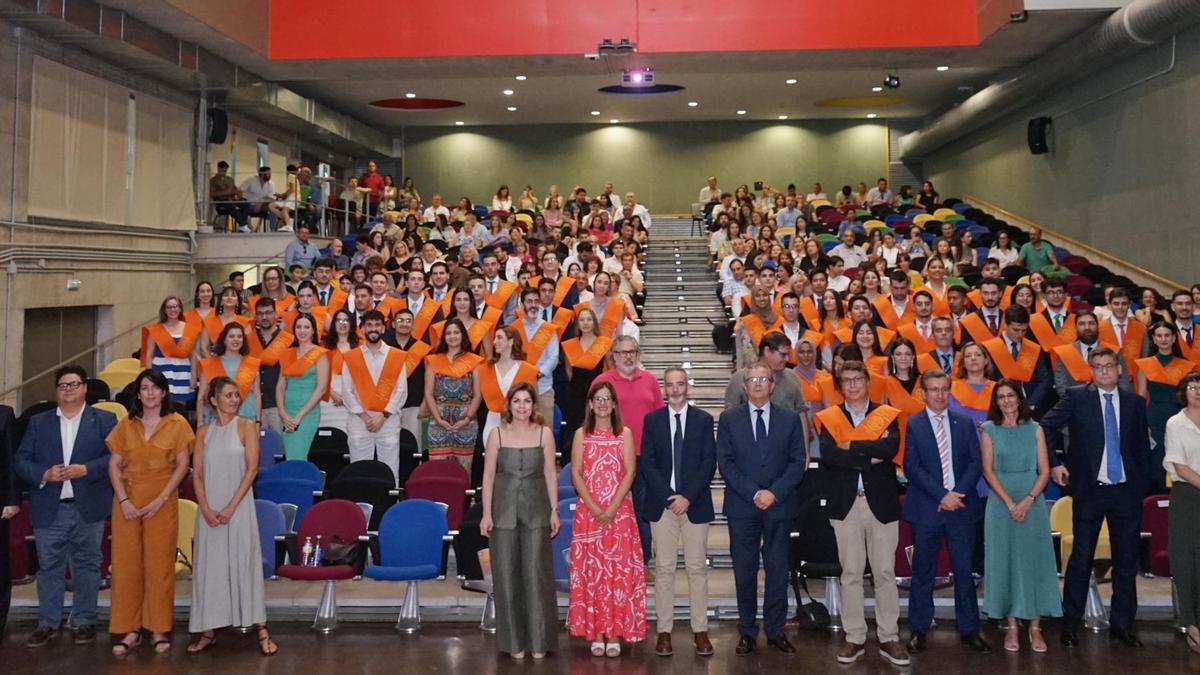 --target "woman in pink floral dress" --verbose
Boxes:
[567,380,646,657]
